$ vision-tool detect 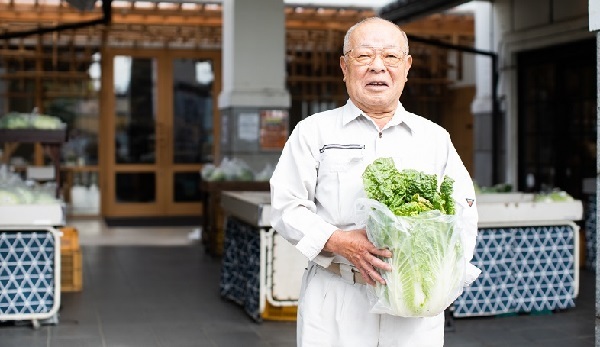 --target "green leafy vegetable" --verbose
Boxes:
[363,157,455,216]
[0,112,64,129]
[360,157,465,317]
[0,190,21,205]
[534,190,574,202]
